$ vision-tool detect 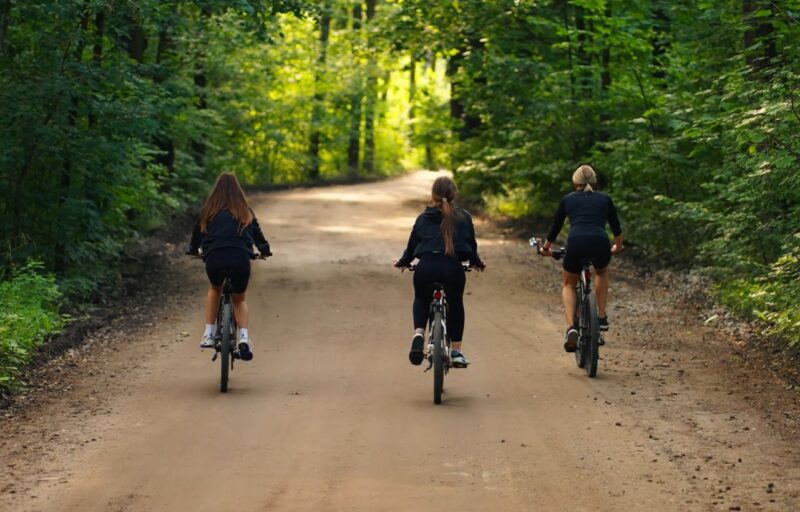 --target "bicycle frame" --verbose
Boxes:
[212,278,240,361]
[424,286,451,373]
